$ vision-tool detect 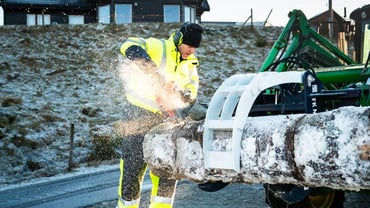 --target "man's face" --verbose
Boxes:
[178,43,196,59]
